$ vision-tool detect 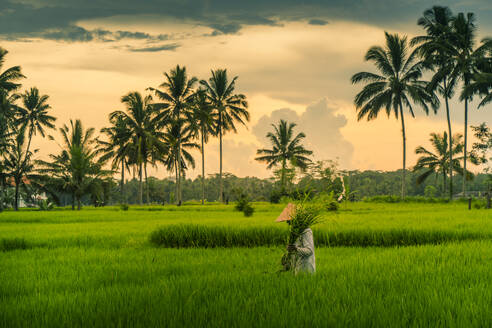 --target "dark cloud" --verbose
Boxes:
[308,19,329,26]
[2,0,491,43]
[253,99,354,167]
[126,43,180,52]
